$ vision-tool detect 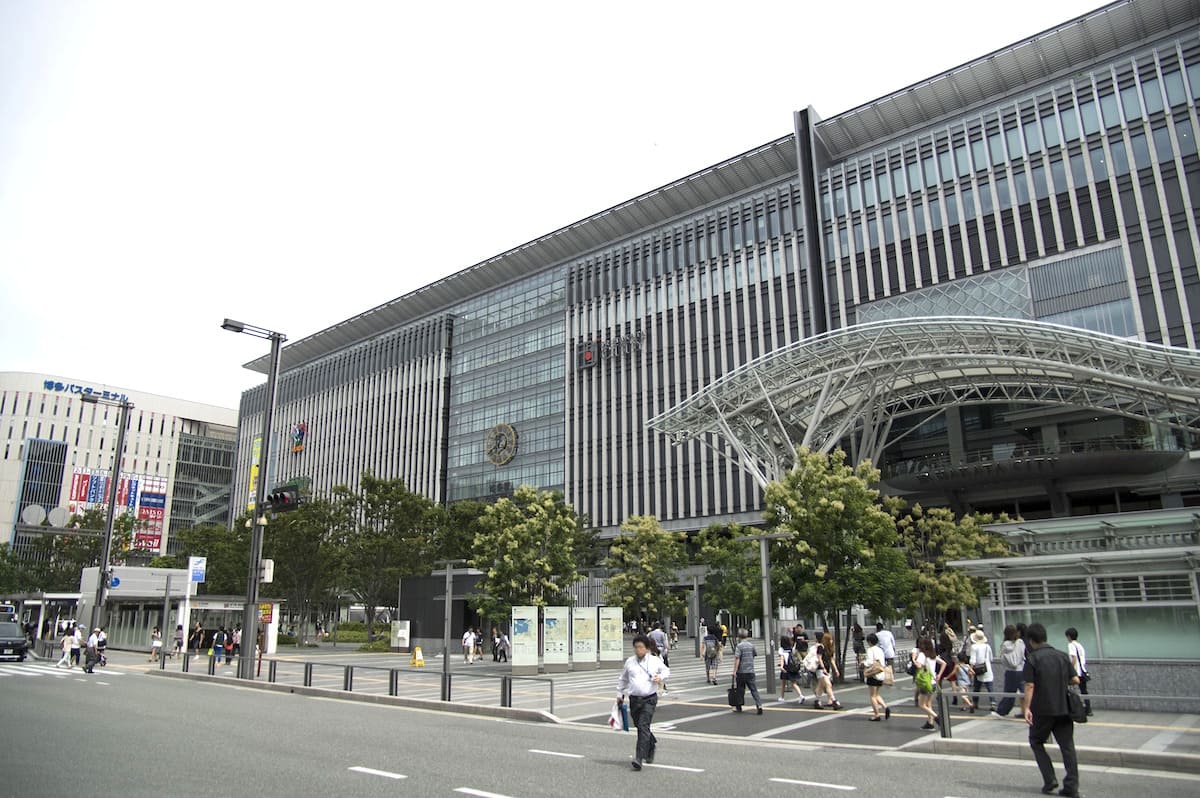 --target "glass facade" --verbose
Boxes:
[167,423,236,554]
